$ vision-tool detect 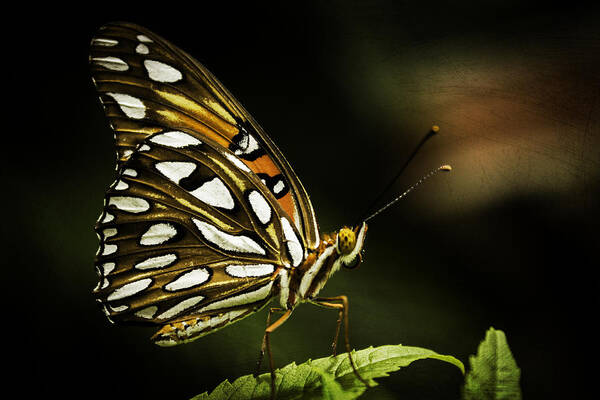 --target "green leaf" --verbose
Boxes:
[192,344,464,400]
[312,367,352,400]
[462,327,522,400]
